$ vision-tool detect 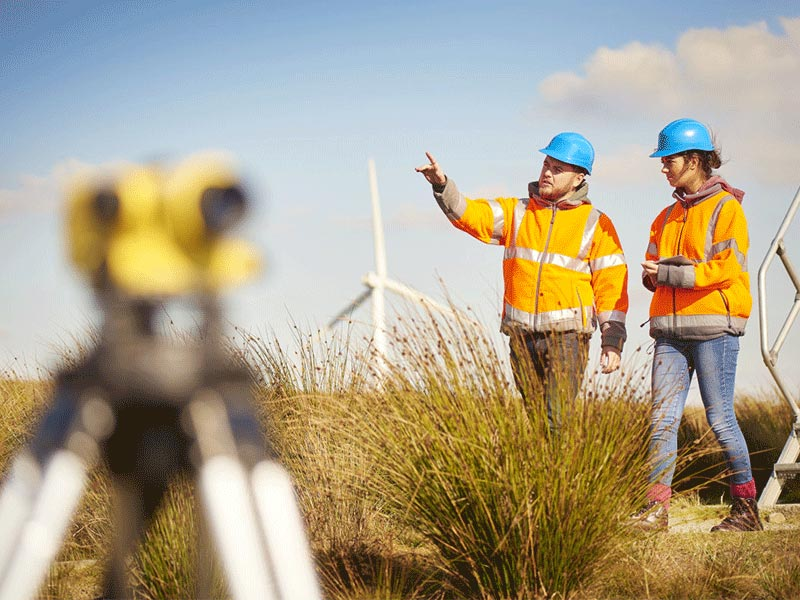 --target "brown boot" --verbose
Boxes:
[710,497,764,532]
[629,501,668,532]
